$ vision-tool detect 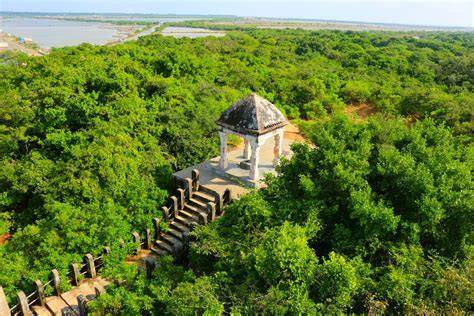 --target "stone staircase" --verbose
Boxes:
[29,278,109,316]
[1,170,232,316]
[153,188,219,257]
